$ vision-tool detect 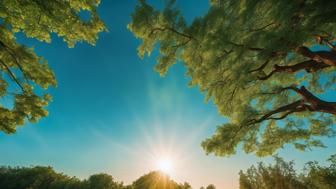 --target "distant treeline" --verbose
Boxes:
[0,155,335,189]
[0,167,191,189]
